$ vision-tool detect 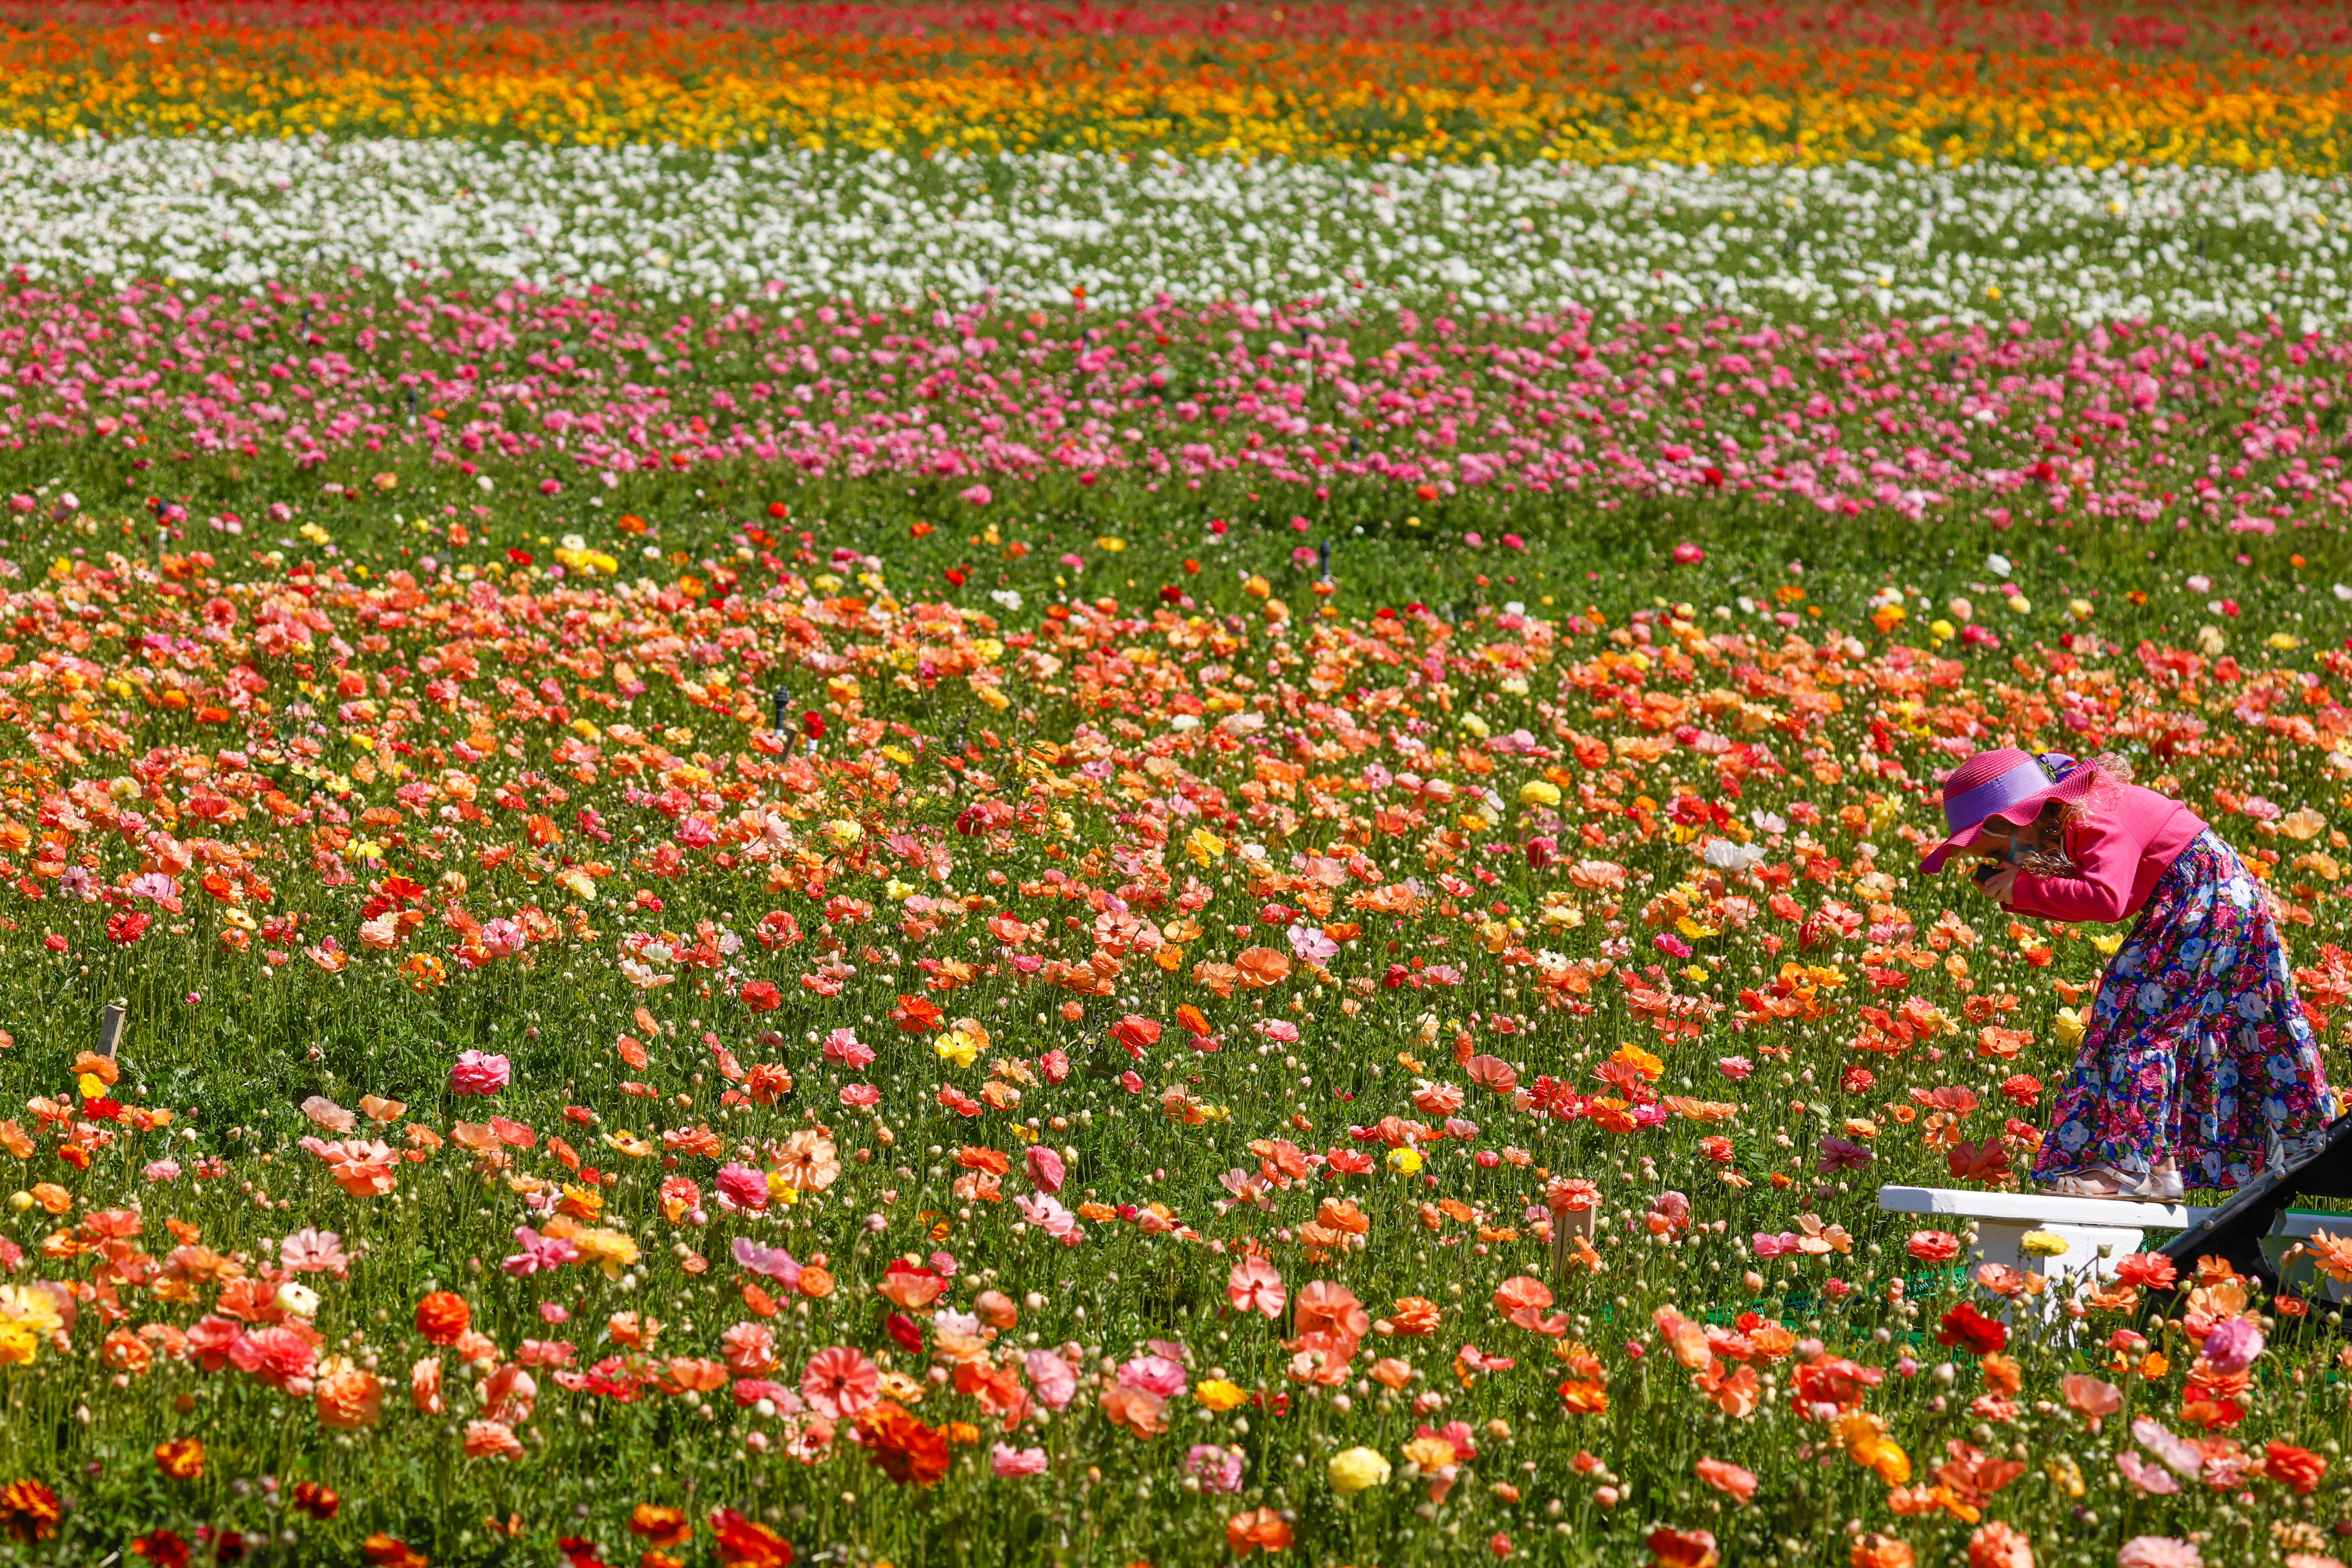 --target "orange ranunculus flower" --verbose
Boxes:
[1979,1354,2023,1395]
[2264,1441,2329,1494]
[1100,1383,1168,1438]
[744,1063,794,1104]
[1314,1198,1369,1236]
[854,1402,950,1487]
[1850,1534,1915,1568]
[1110,1014,1161,1055]
[1643,1527,1718,1568]
[315,1366,384,1430]
[361,1534,429,1568]
[0,1480,59,1543]
[1694,1457,1756,1505]
[628,1505,692,1548]
[1966,1520,2033,1568]
[1292,1281,1369,1347]
[414,1291,470,1346]
[876,1269,946,1312]
[1190,961,1241,998]
[1557,1379,1610,1414]
[1233,946,1292,988]
[709,1508,793,1568]
[1693,1361,1759,1418]
[101,1328,152,1375]
[1226,1507,1292,1557]
[153,1439,204,1480]
[463,1420,524,1461]
[1389,1297,1442,1336]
